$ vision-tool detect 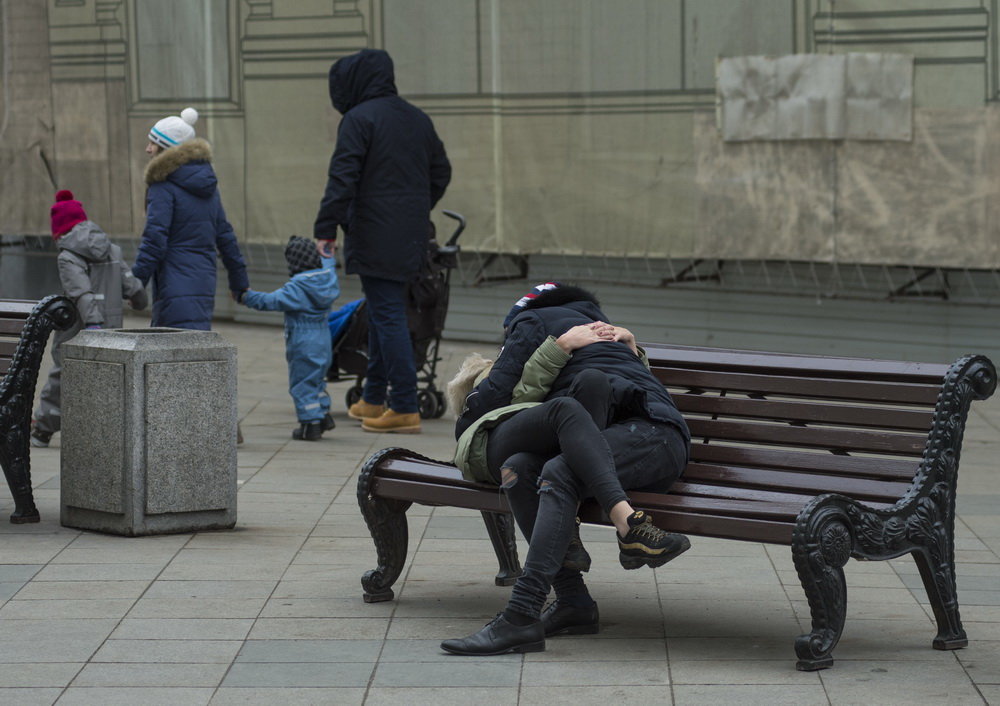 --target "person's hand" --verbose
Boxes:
[316,239,336,258]
[611,326,639,356]
[233,289,249,304]
[556,322,615,354]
